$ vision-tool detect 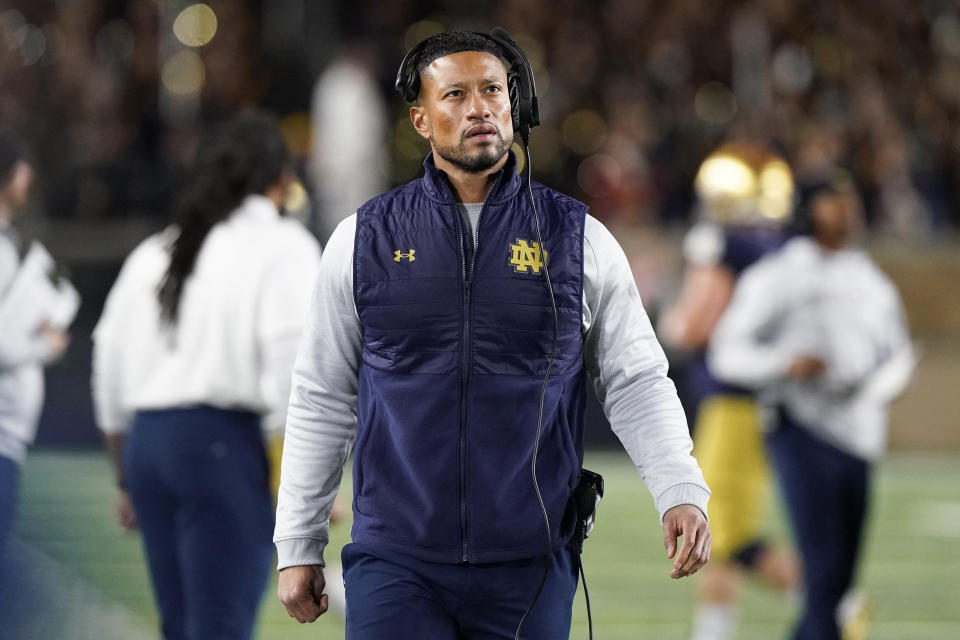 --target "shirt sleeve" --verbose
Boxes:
[0,240,52,370]
[257,228,323,434]
[707,257,795,389]
[820,269,914,395]
[0,318,51,370]
[274,215,361,569]
[581,215,710,522]
[842,271,915,402]
[91,249,141,434]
